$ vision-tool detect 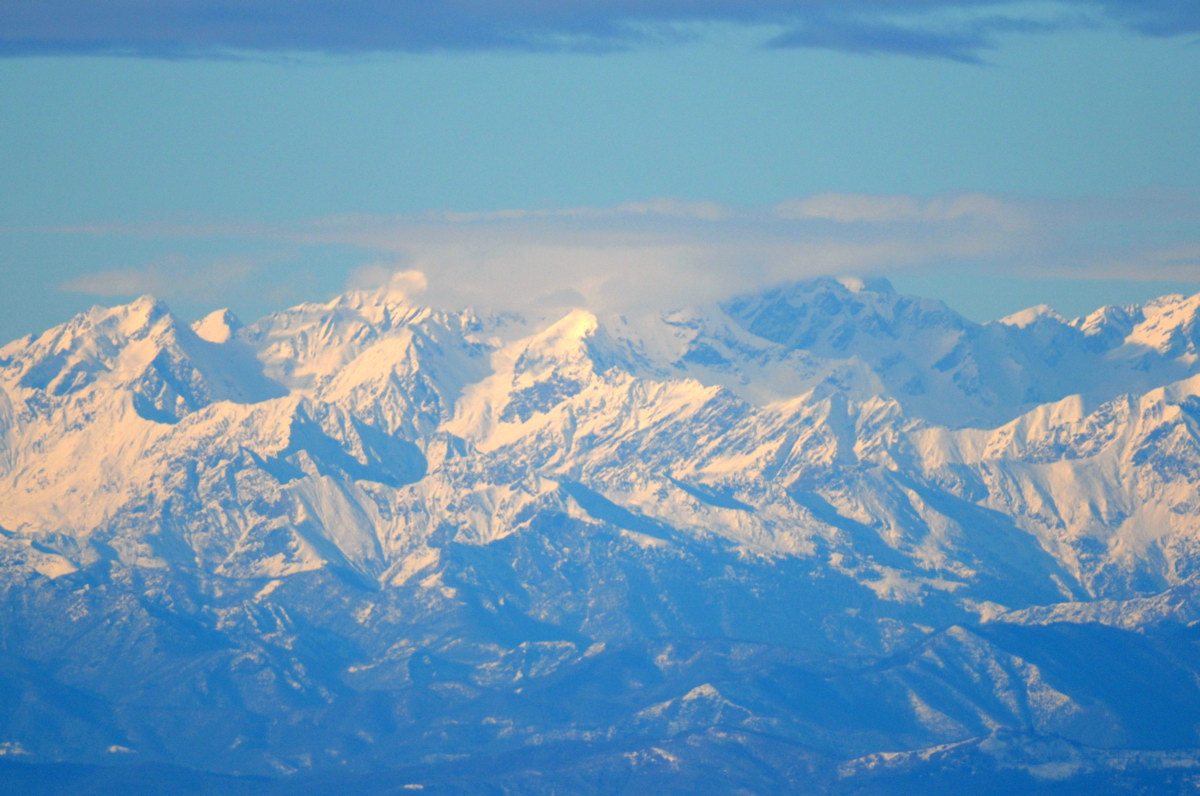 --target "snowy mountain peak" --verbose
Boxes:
[1074,302,1140,344]
[1144,292,1193,311]
[720,277,967,354]
[1,295,184,397]
[192,307,243,343]
[331,271,432,327]
[115,293,171,332]
[537,307,599,346]
[998,304,1065,328]
[1126,292,1200,355]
